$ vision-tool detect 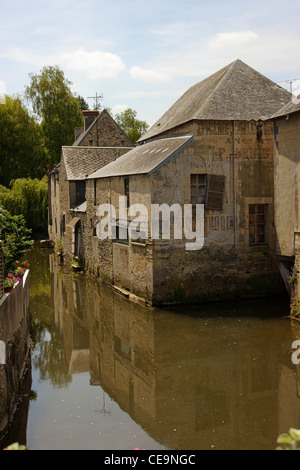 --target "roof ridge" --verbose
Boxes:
[195,59,240,118]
